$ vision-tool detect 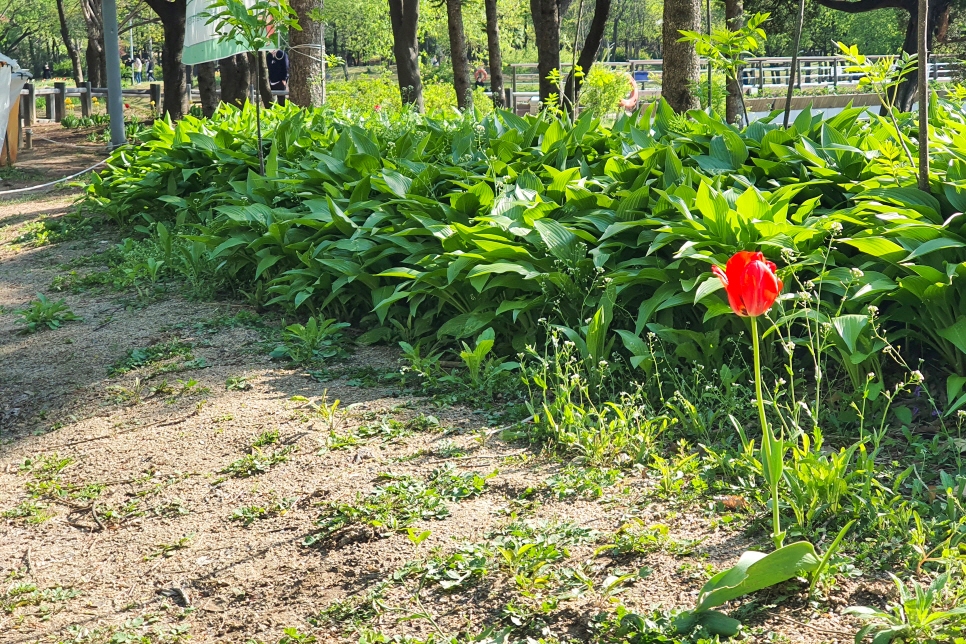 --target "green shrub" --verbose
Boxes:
[324,78,492,116]
[578,66,630,115]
